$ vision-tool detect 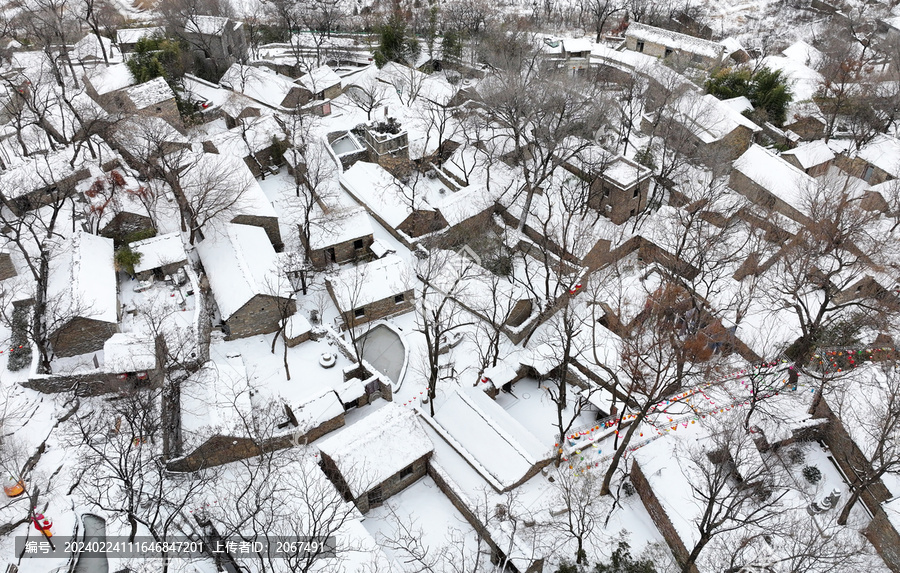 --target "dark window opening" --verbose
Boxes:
[394,293,405,304]
[632,188,639,198]
[368,486,383,506]
[664,47,674,57]
[353,239,364,250]
[636,41,645,52]
[630,208,636,217]
[399,464,414,480]
[354,307,365,318]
